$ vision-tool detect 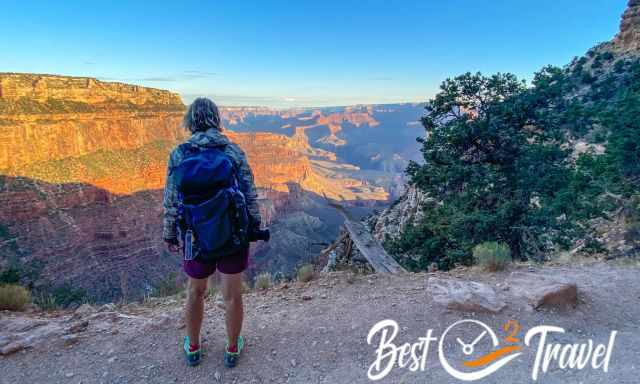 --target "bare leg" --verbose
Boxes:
[185,277,208,347]
[220,272,244,347]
